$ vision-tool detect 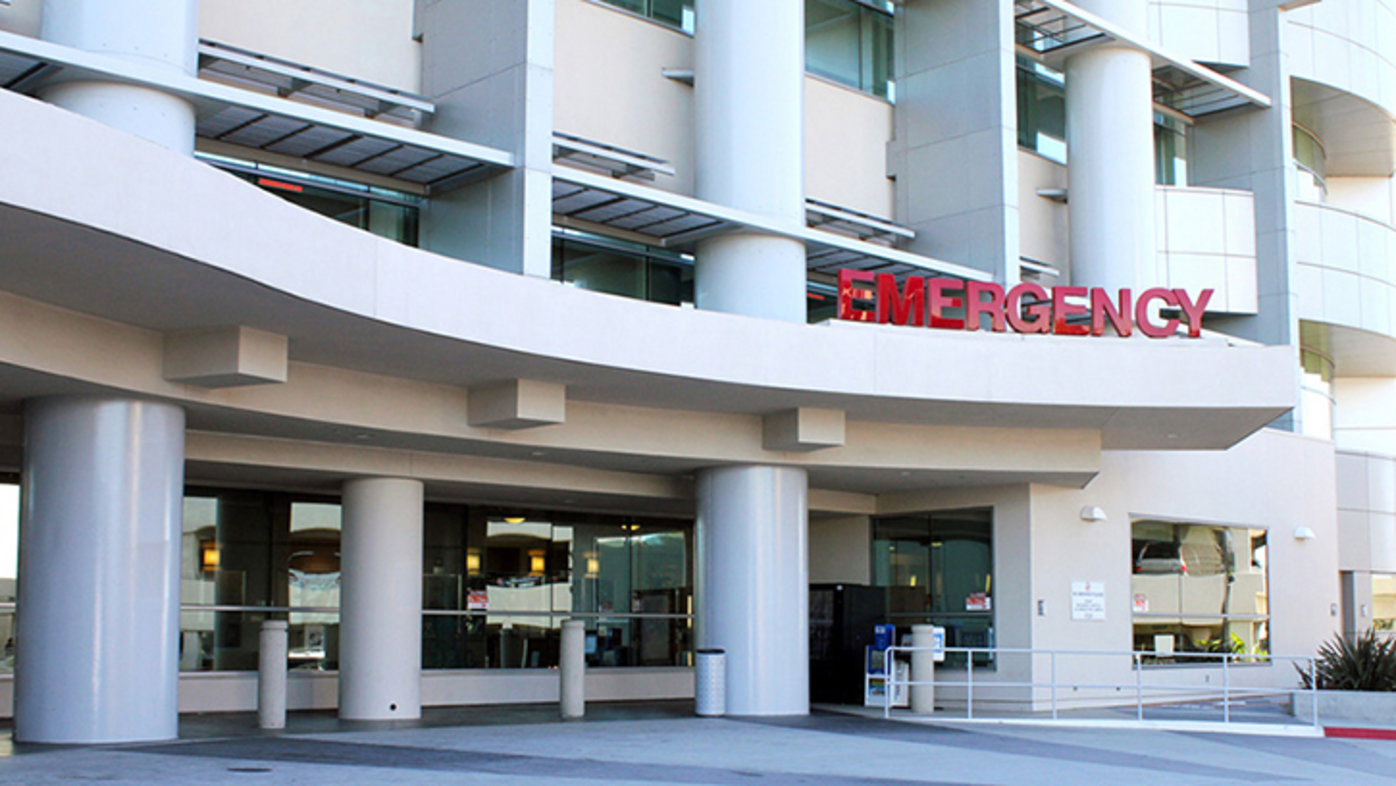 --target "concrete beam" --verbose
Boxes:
[163,326,287,388]
[763,407,845,452]
[468,379,565,429]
